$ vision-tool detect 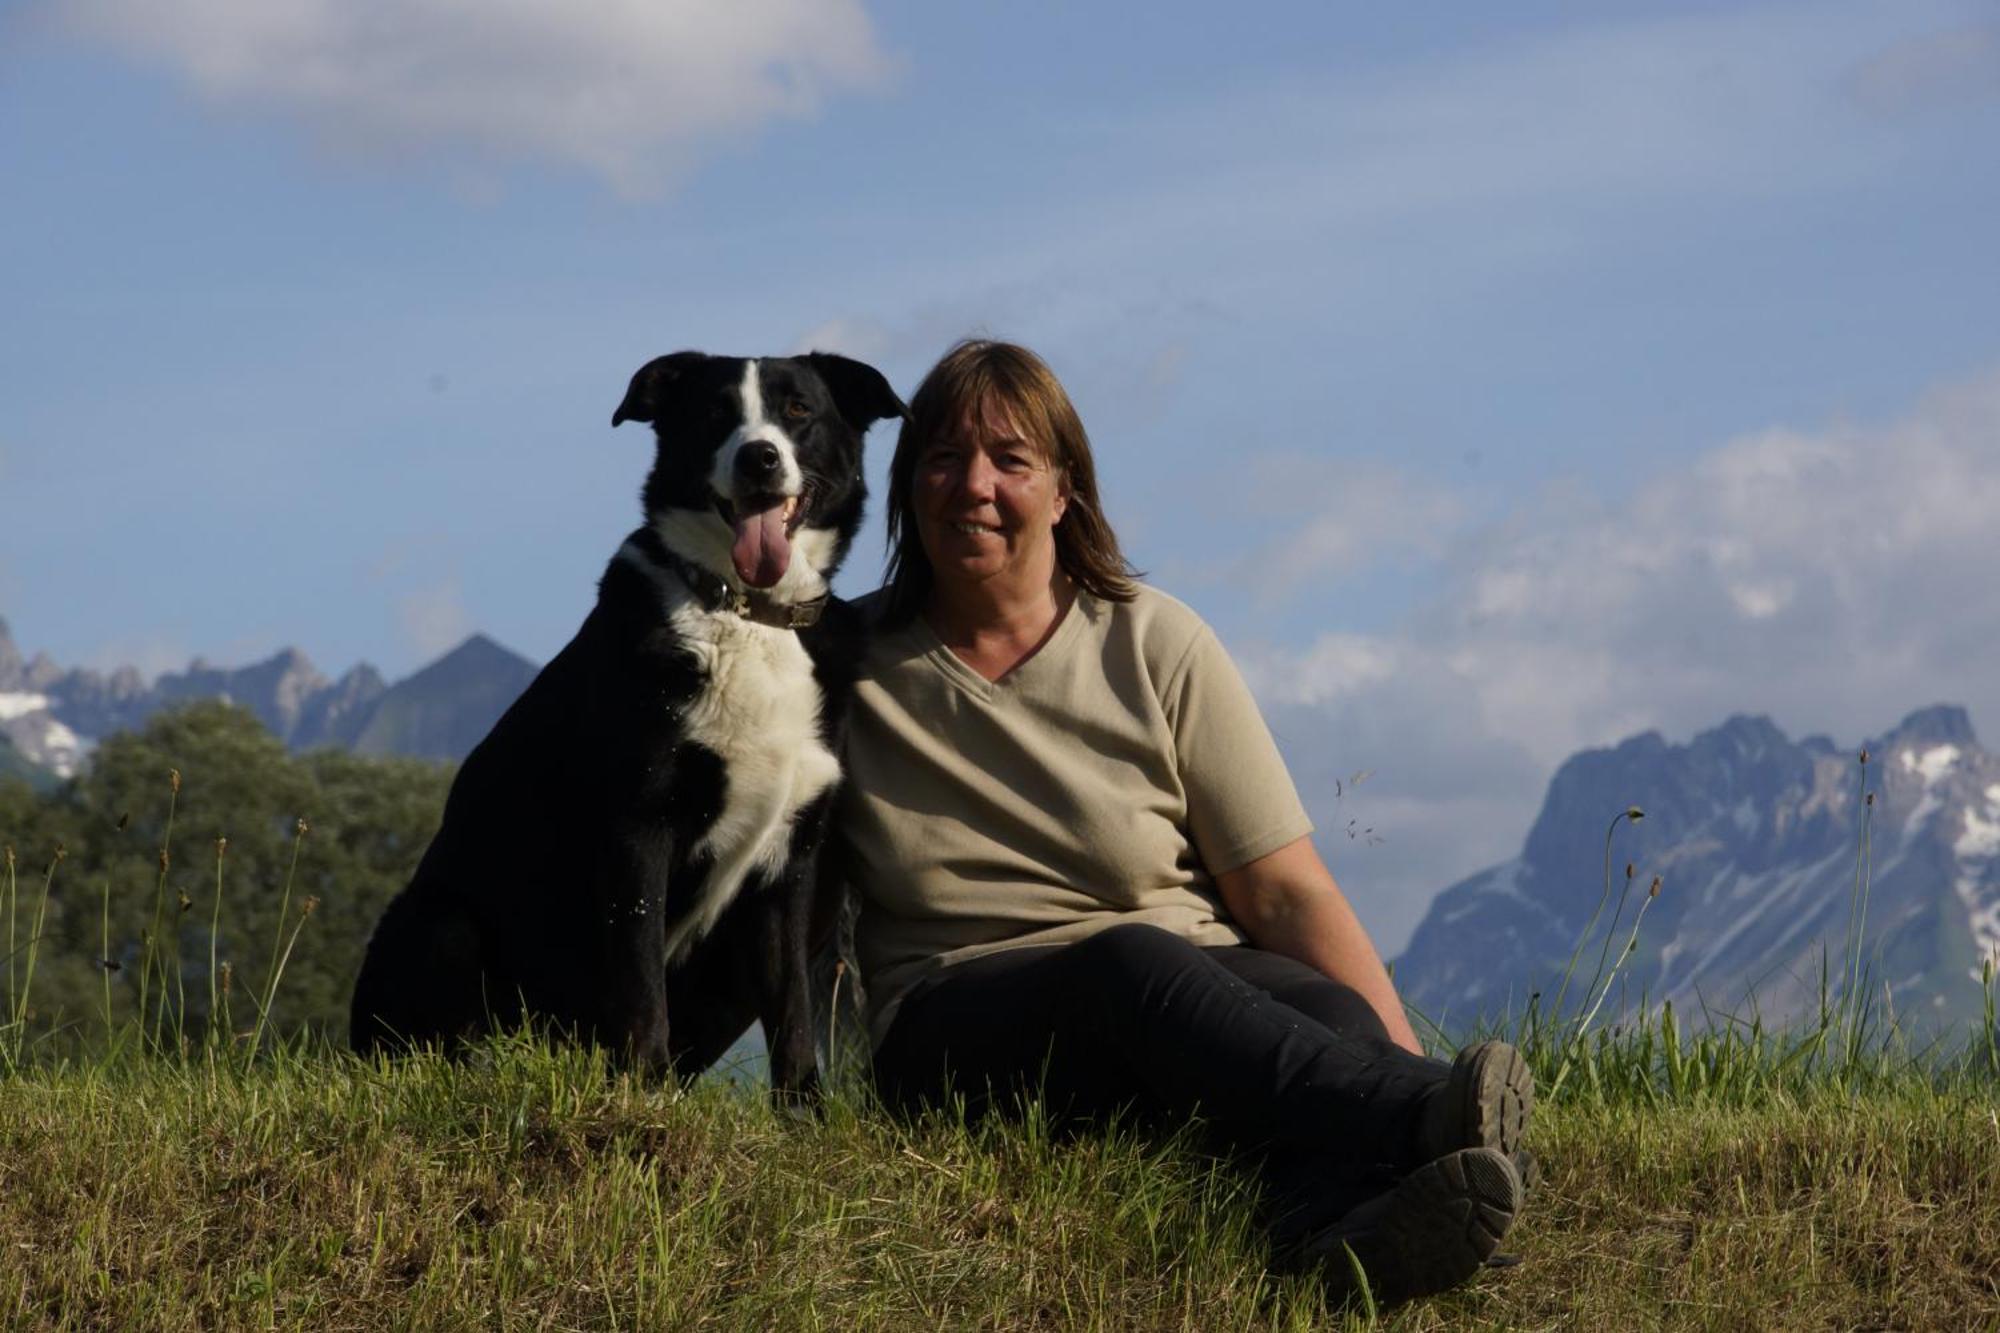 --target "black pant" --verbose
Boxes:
[872,923,1451,1240]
